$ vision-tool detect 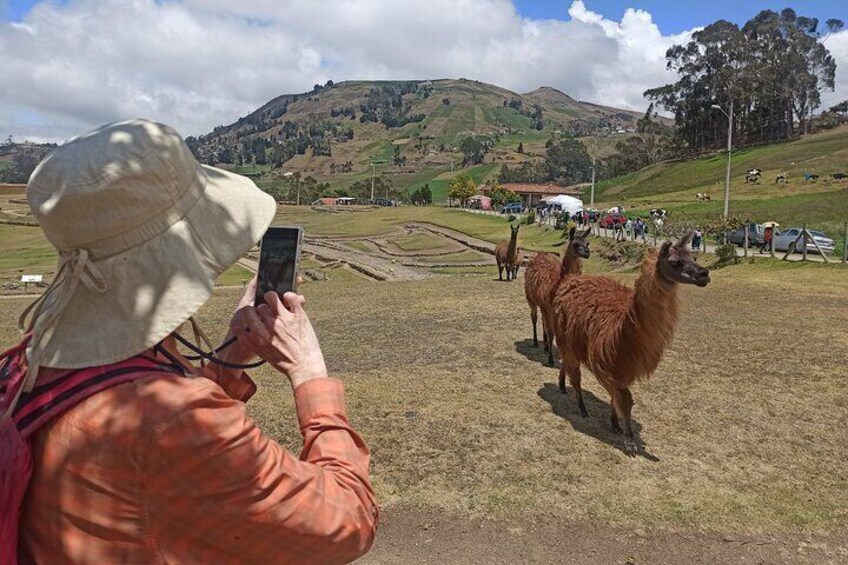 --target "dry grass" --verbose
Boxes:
[3,260,844,533]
